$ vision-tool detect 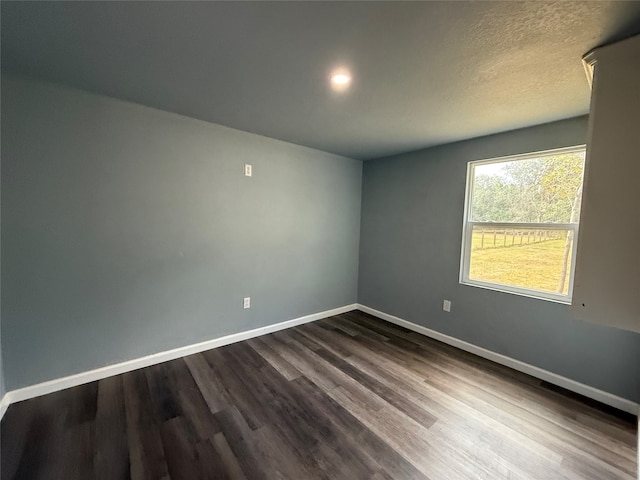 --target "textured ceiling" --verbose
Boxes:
[3,1,640,160]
